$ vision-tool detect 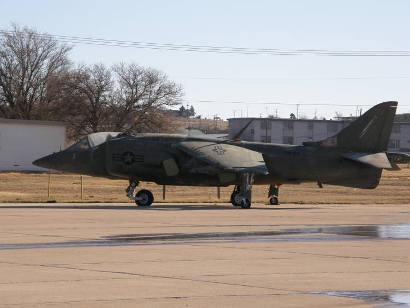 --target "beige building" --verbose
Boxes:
[229,116,410,152]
